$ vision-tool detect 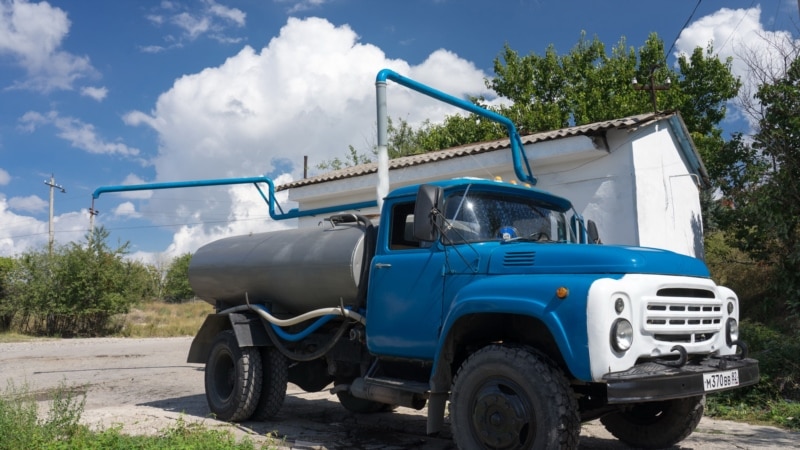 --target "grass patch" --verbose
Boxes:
[0,332,48,343]
[0,382,277,450]
[115,300,214,338]
[706,396,800,430]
